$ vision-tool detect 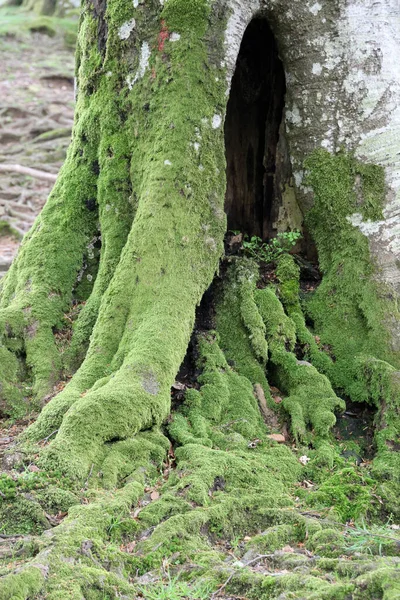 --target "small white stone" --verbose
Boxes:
[118,18,136,40]
[87,274,93,282]
[164,159,172,166]
[199,164,204,171]
[212,114,222,129]
[169,32,181,42]
[193,142,200,153]
[299,455,310,465]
